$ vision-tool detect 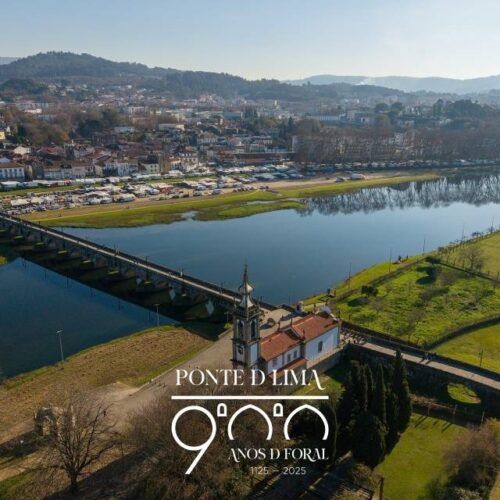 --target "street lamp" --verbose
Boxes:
[154,303,160,327]
[56,329,64,363]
